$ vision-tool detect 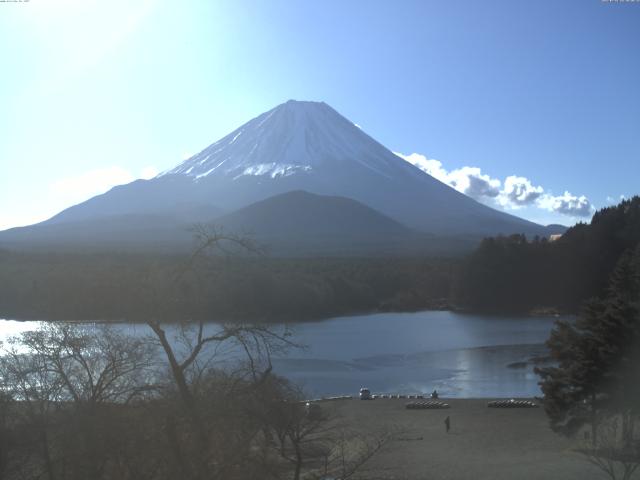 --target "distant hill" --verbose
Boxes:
[213,190,430,255]
[217,190,410,237]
